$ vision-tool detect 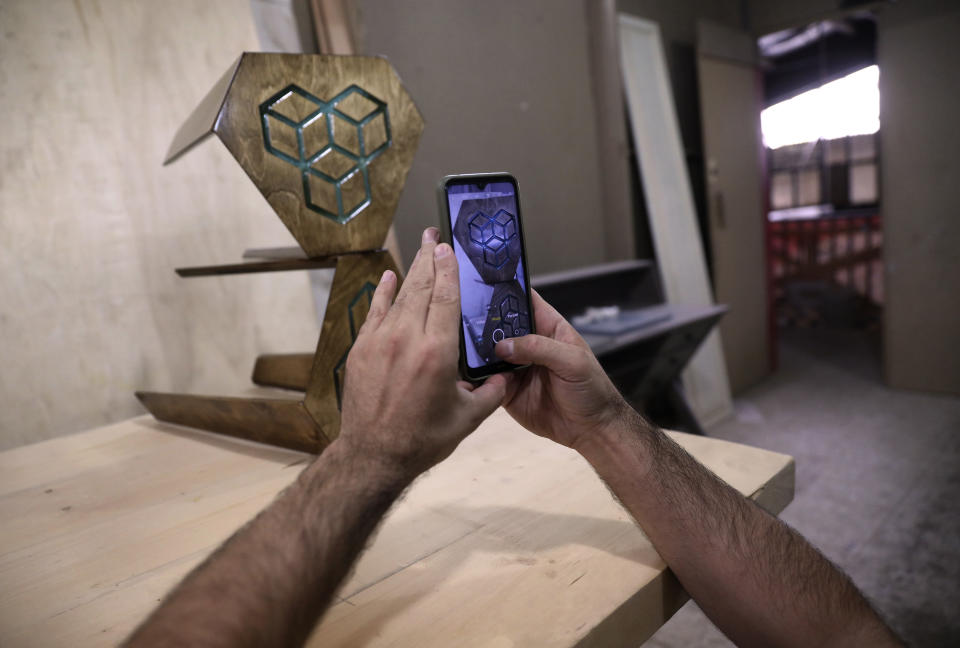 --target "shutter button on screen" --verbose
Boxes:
[492,328,505,343]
